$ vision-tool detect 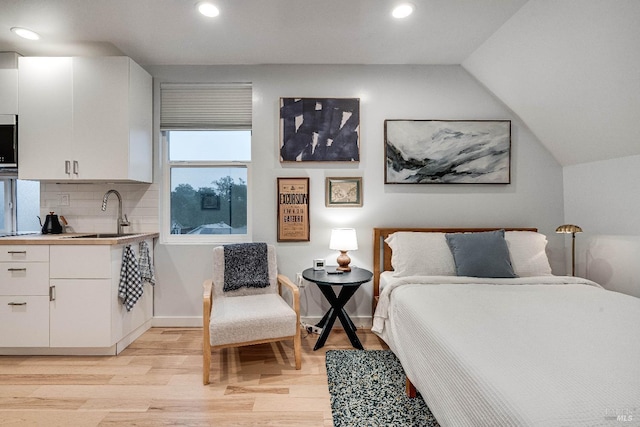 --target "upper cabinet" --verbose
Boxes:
[18,56,152,182]
[0,52,19,115]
